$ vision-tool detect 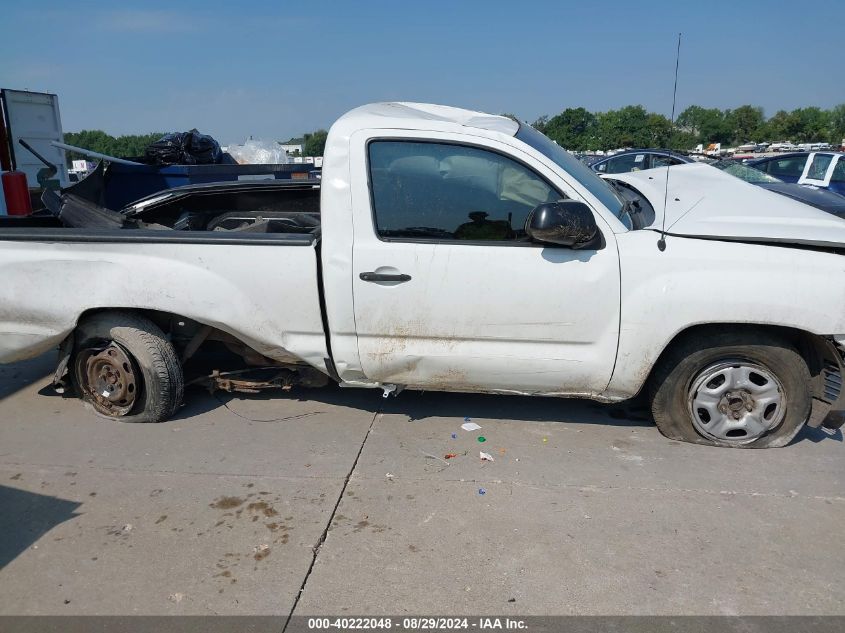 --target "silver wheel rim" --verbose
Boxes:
[687,359,786,444]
